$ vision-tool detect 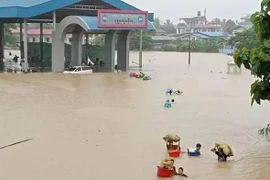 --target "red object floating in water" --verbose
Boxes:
[168,149,181,157]
[129,72,137,77]
[157,166,173,177]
